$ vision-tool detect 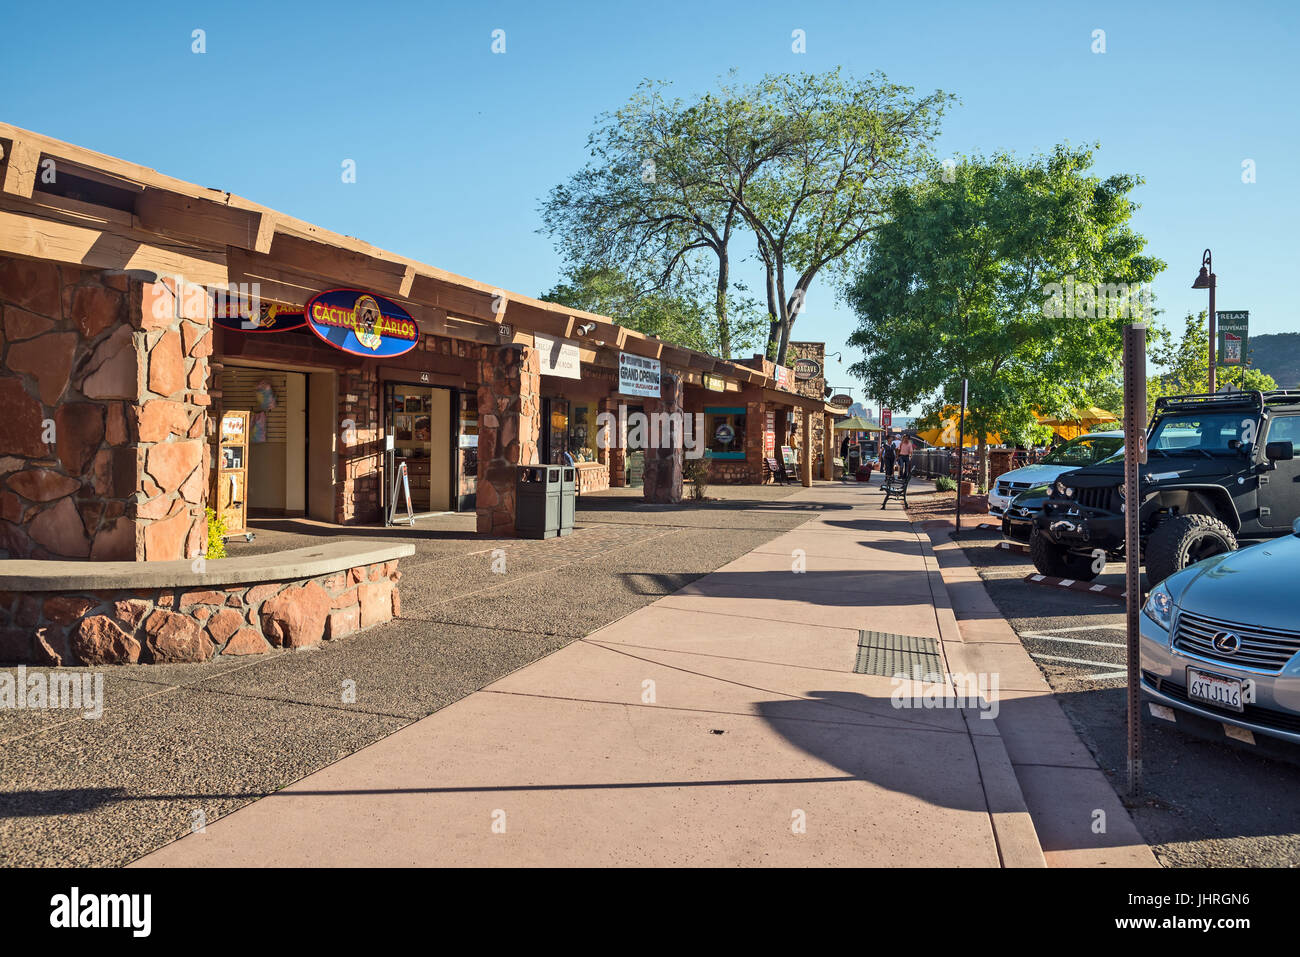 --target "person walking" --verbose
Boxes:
[881,434,897,481]
[897,433,914,484]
